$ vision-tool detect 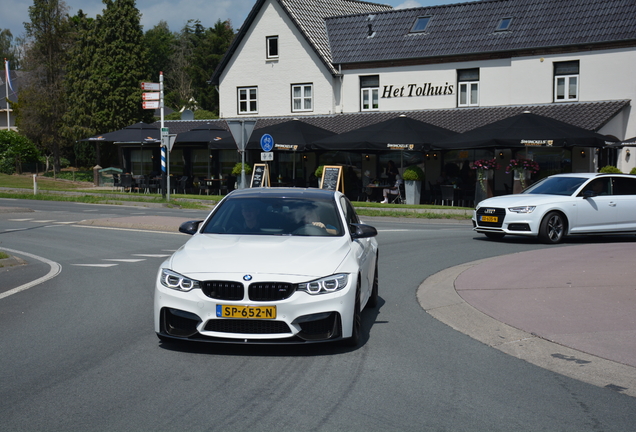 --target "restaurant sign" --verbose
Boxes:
[522,140,554,146]
[387,143,415,150]
[381,82,454,99]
